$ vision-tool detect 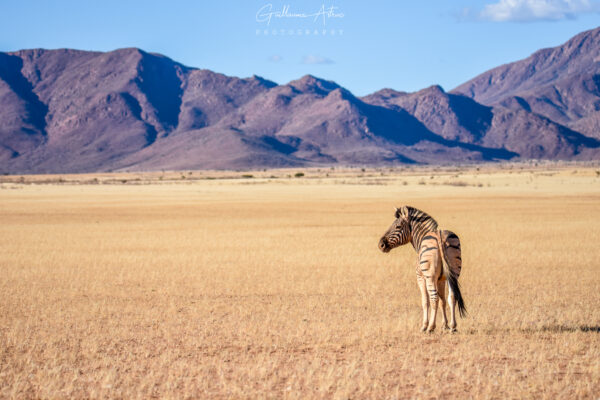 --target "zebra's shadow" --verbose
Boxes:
[529,325,600,333]
[460,325,600,335]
